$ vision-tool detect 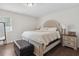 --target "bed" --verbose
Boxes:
[22,20,62,56]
